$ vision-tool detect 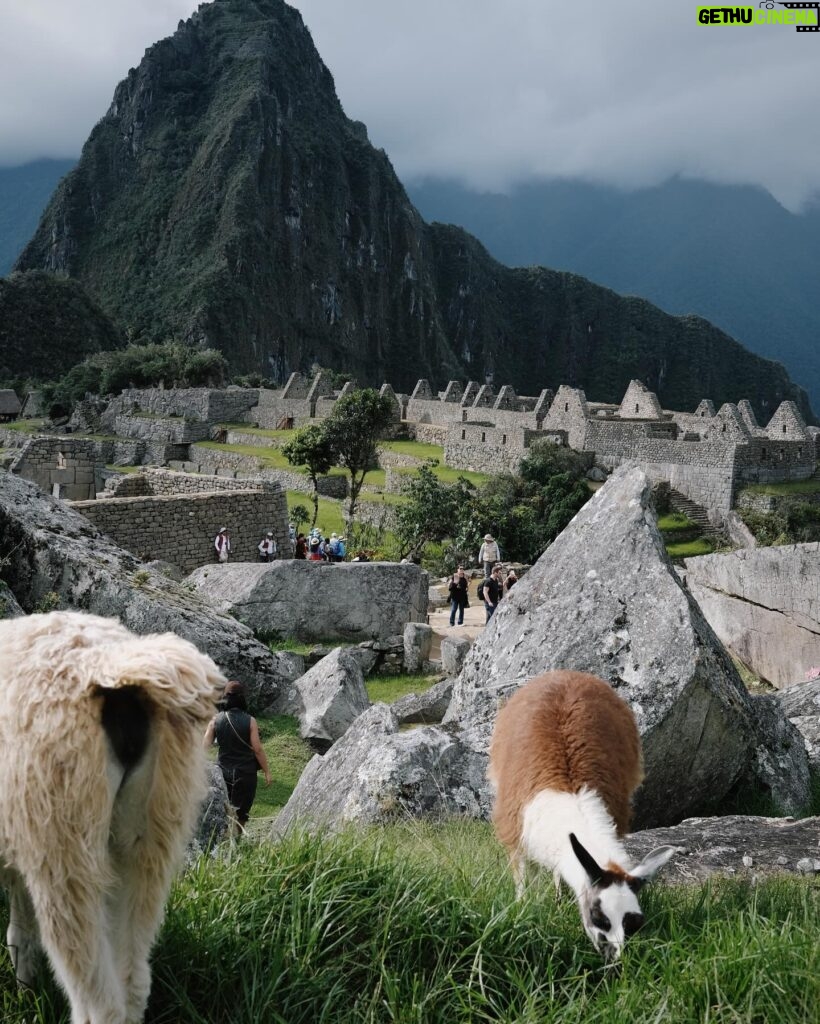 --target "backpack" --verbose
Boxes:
[477,579,486,601]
